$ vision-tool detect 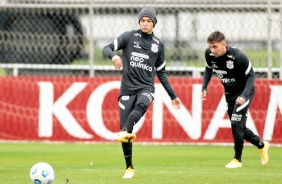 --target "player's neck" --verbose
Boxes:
[222,46,227,56]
